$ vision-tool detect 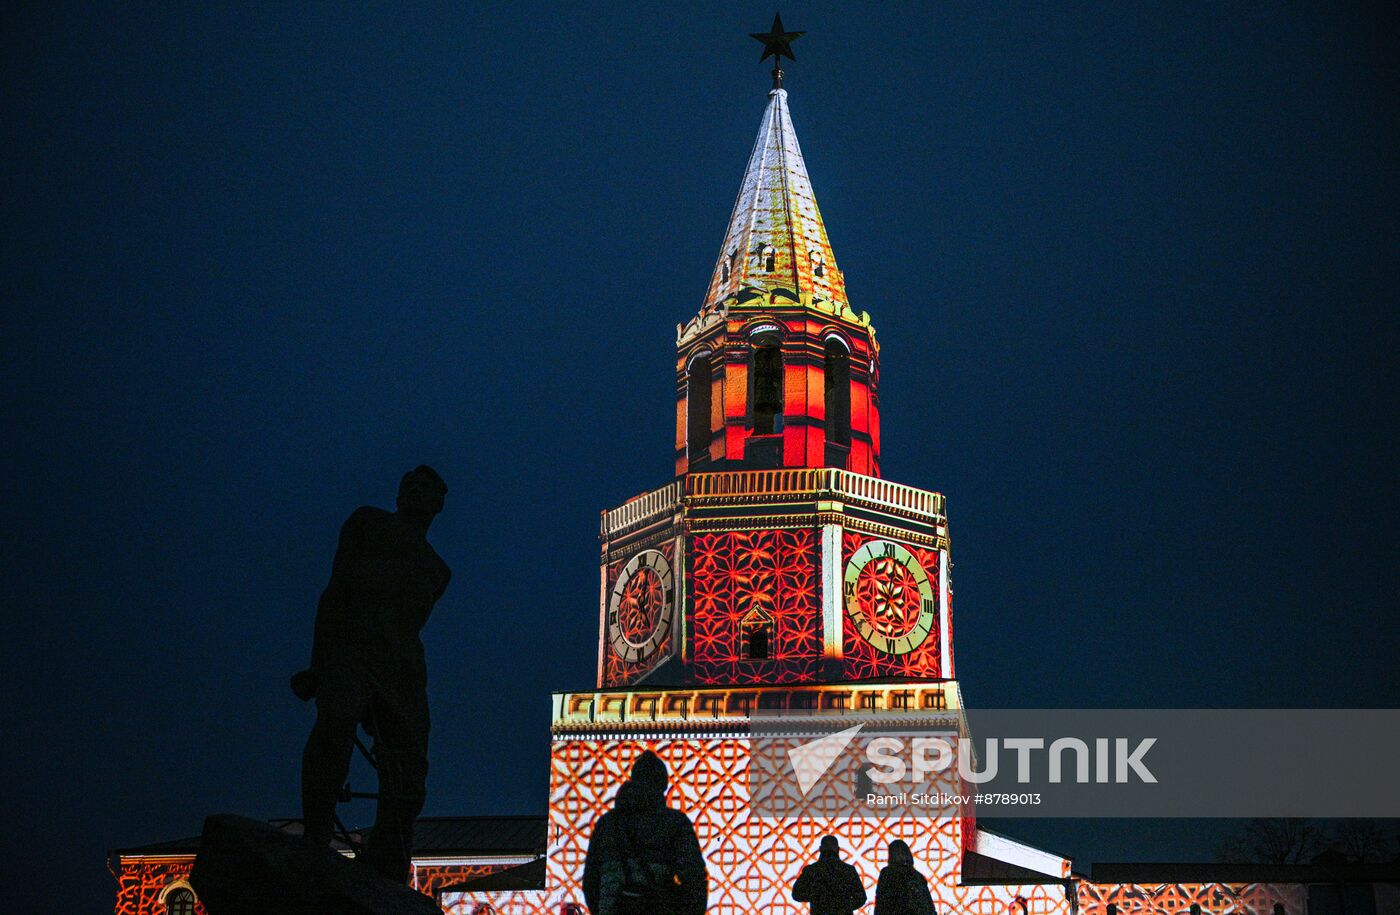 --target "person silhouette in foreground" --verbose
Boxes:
[582,750,708,915]
[874,839,936,915]
[793,835,868,915]
[293,466,451,884]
